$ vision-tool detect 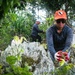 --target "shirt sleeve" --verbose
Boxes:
[35,25,43,33]
[62,28,73,52]
[46,28,56,57]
